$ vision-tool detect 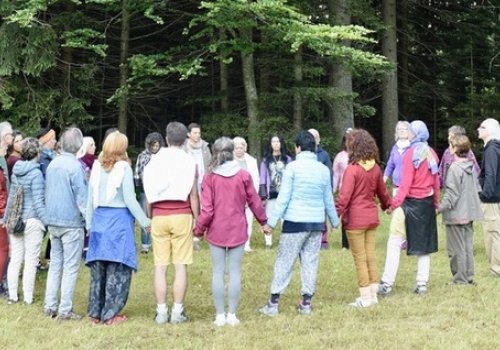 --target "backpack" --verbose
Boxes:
[6,185,25,236]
